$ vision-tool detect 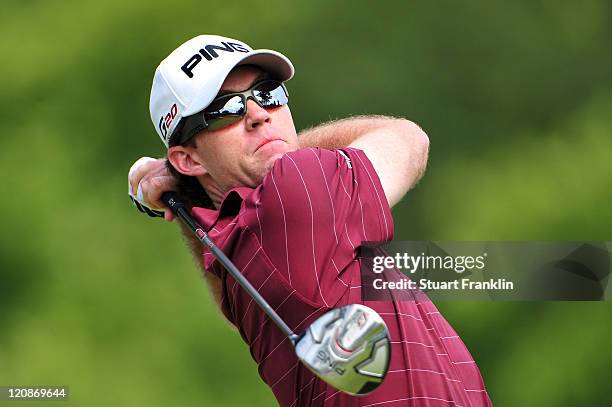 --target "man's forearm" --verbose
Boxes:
[299,114,430,207]
[297,115,408,149]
